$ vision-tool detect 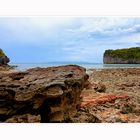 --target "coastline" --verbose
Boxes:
[81,67,140,122]
[0,65,140,122]
[9,63,140,71]
[0,65,18,73]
